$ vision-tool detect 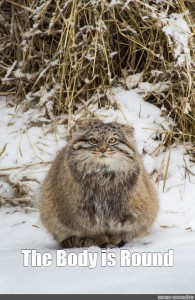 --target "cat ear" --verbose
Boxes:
[76,118,102,131]
[67,119,90,139]
[120,124,134,136]
[69,118,102,139]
